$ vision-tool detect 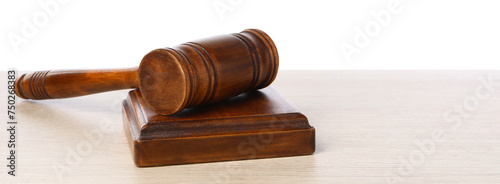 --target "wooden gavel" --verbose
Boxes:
[15,29,278,115]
